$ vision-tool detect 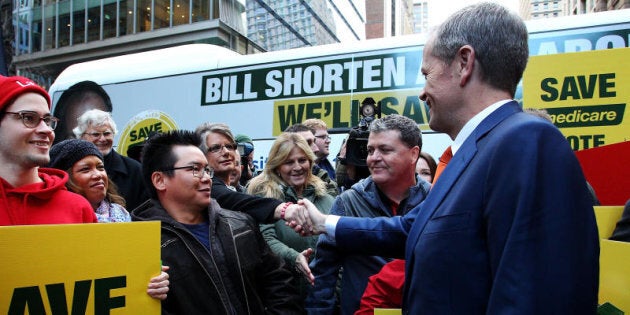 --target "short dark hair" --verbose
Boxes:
[284,123,314,134]
[369,114,422,149]
[141,130,201,198]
